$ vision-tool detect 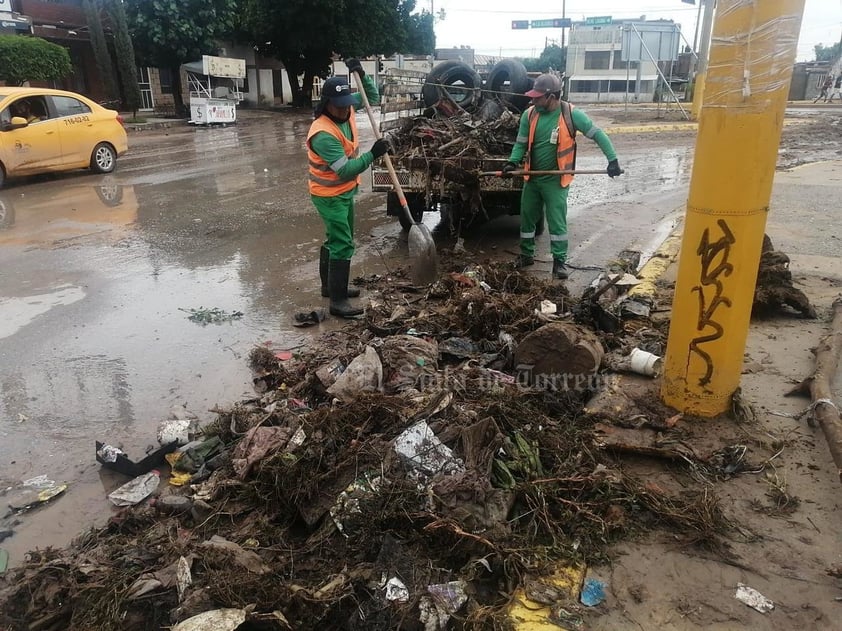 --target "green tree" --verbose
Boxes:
[240,0,435,106]
[0,35,73,86]
[125,0,237,115]
[405,10,435,55]
[105,0,142,113]
[518,45,567,74]
[83,0,119,101]
[814,42,841,63]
